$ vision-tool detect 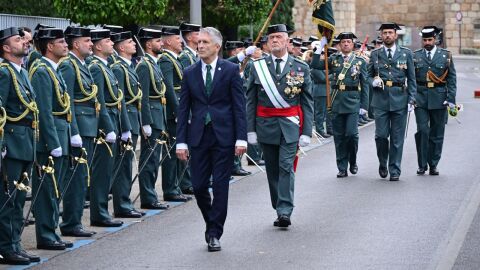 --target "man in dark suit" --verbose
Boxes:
[176,27,247,252]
